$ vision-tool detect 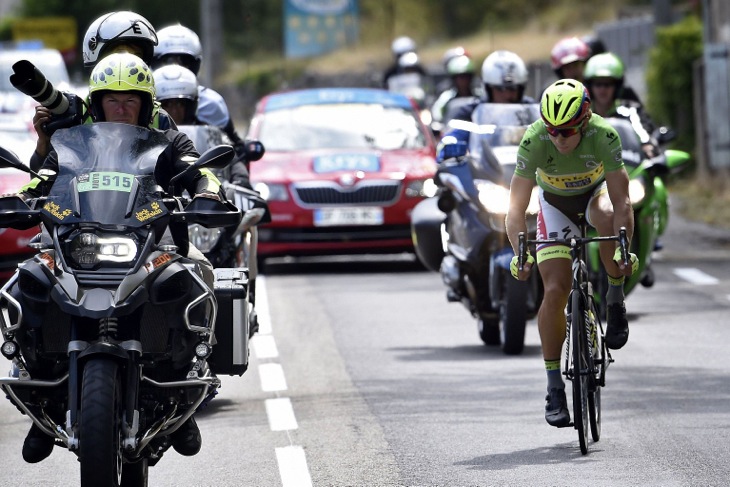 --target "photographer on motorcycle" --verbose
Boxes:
[584,52,659,159]
[30,10,176,172]
[430,54,480,132]
[505,79,637,428]
[16,53,221,462]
